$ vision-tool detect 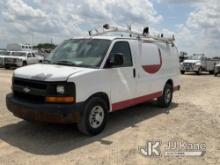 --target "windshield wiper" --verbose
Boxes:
[52,60,76,66]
